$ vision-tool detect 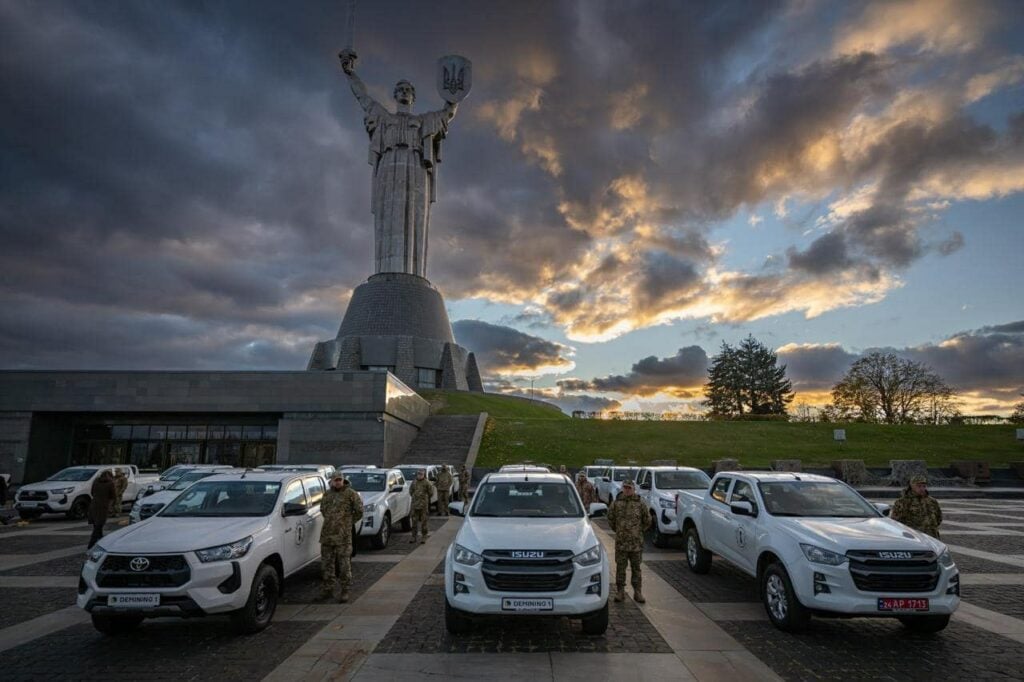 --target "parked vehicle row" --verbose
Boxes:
[15,465,158,521]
